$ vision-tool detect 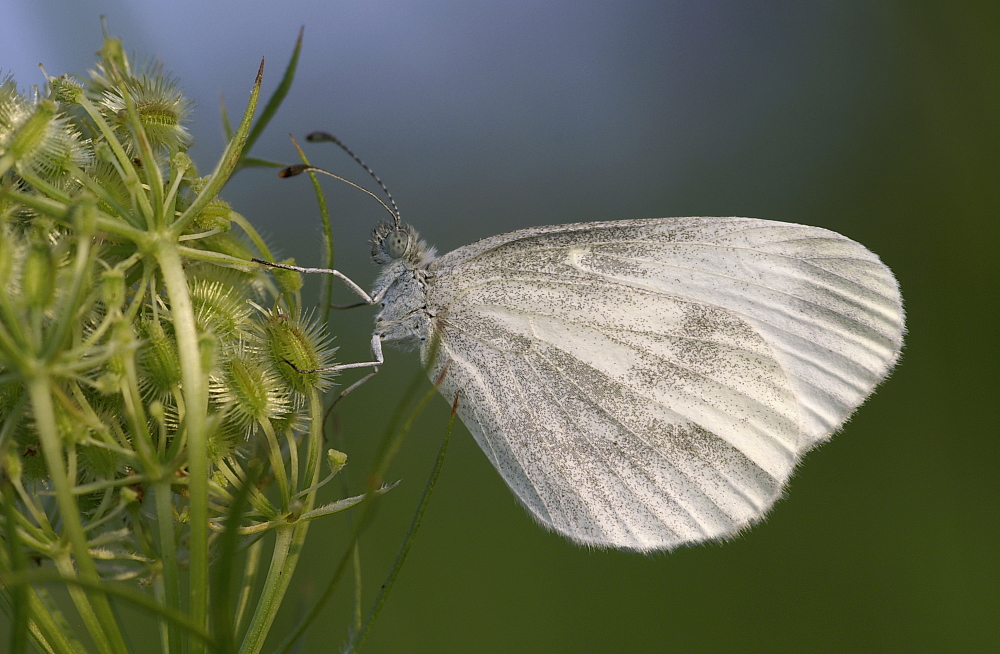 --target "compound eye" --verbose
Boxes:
[384,230,409,259]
